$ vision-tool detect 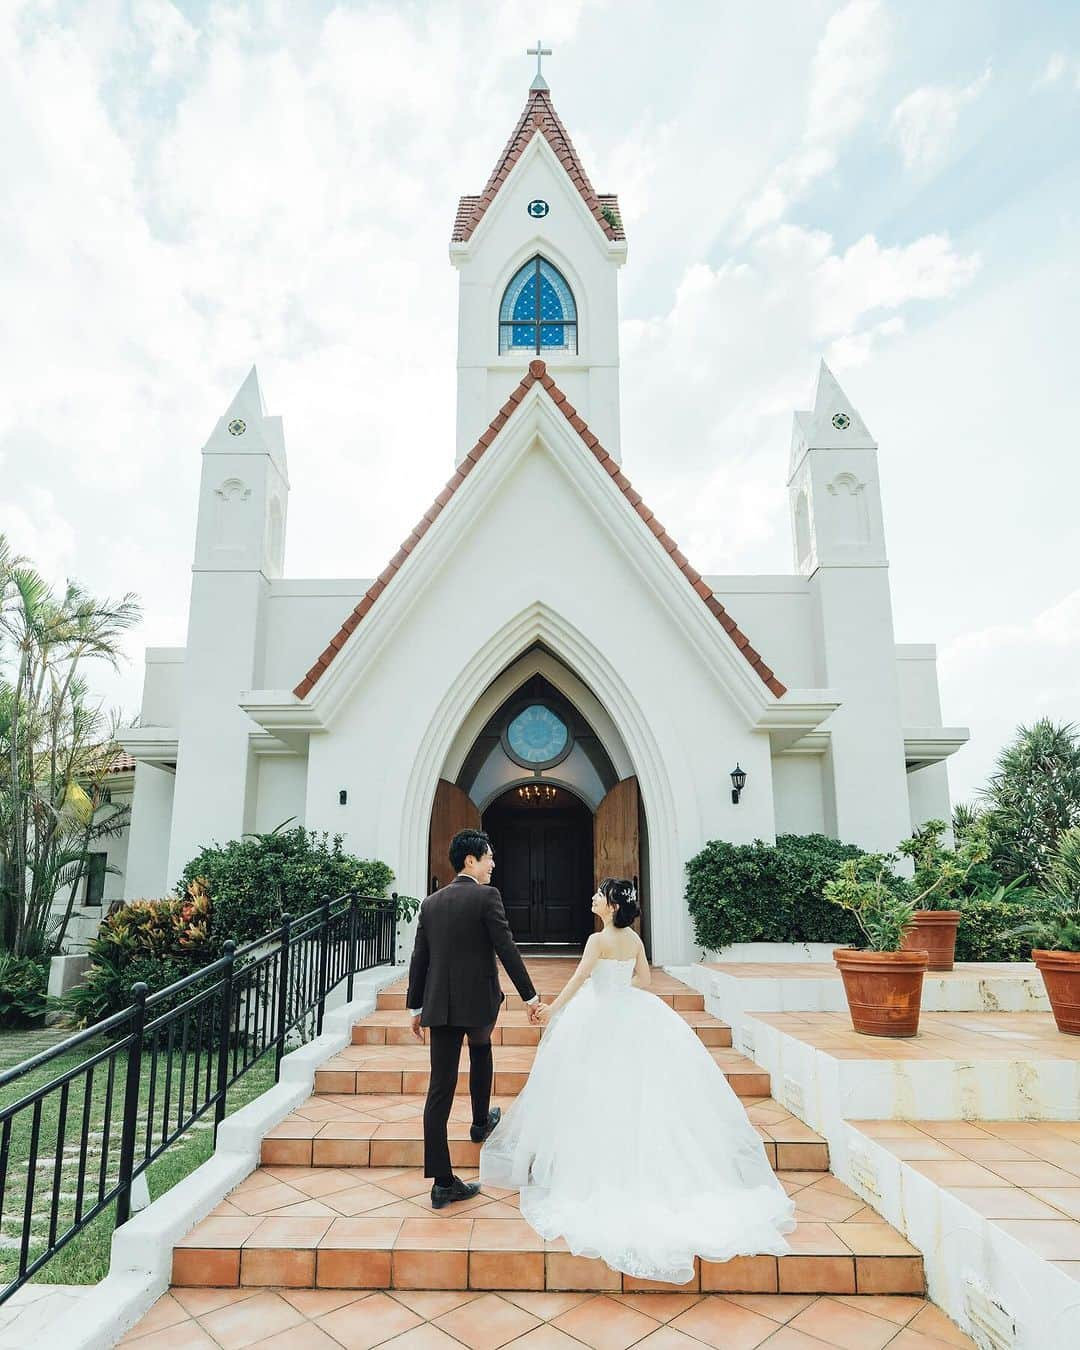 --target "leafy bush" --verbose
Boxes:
[176,825,397,953]
[0,953,50,1028]
[954,884,1049,962]
[685,834,884,953]
[64,880,213,1027]
[898,818,991,911]
[997,826,1080,954]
